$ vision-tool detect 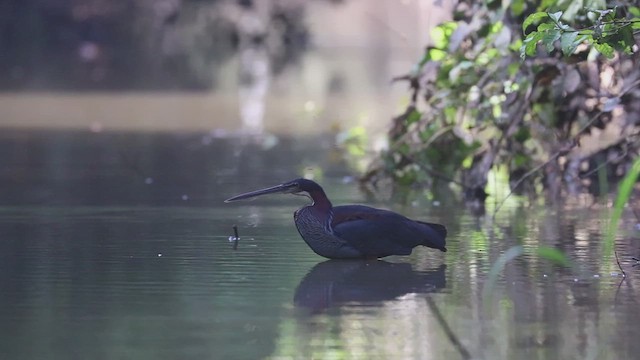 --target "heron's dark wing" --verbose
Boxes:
[331,205,447,258]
